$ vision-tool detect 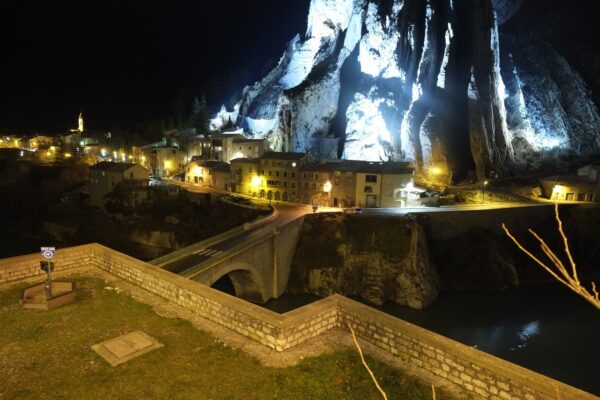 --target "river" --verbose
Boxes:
[262,284,600,395]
